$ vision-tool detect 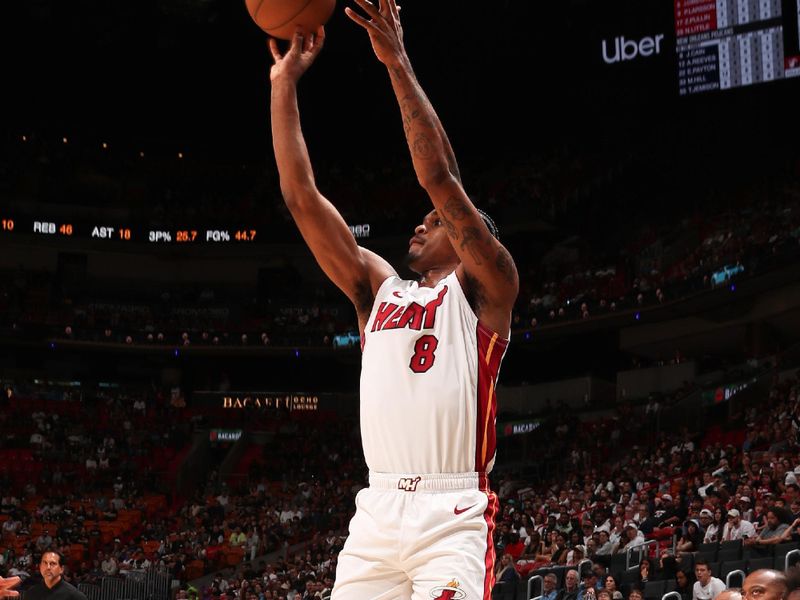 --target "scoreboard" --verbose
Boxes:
[676,0,800,94]
[0,216,258,245]
[0,216,372,246]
